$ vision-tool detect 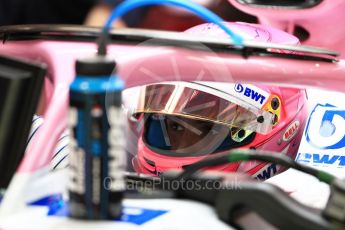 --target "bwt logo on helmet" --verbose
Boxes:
[254,164,277,180]
[234,84,266,105]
